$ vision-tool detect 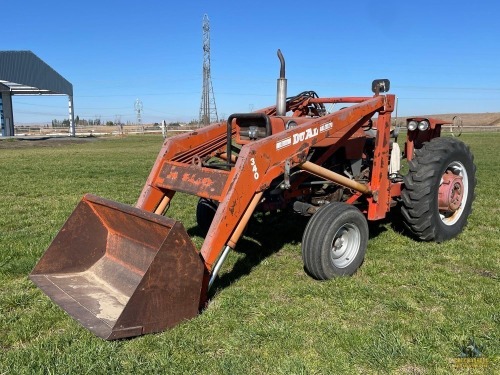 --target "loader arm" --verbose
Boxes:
[136,121,229,212]
[137,94,395,280]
